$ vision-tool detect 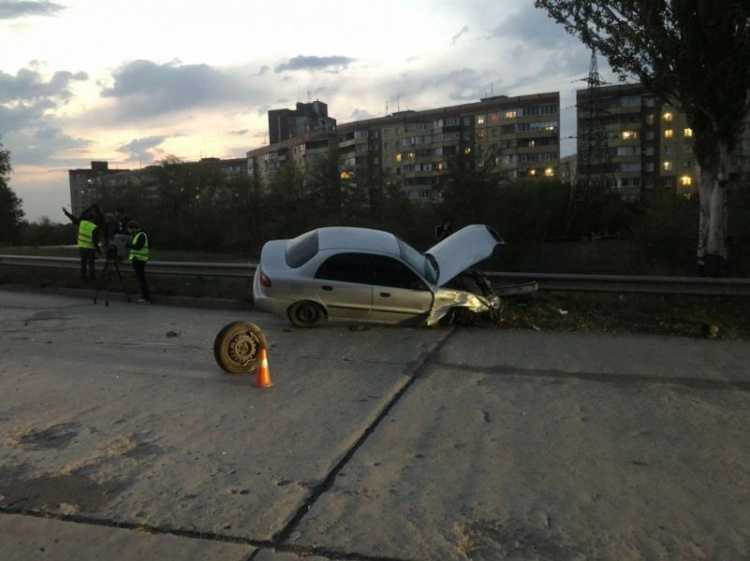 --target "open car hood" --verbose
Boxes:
[426,225,504,286]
